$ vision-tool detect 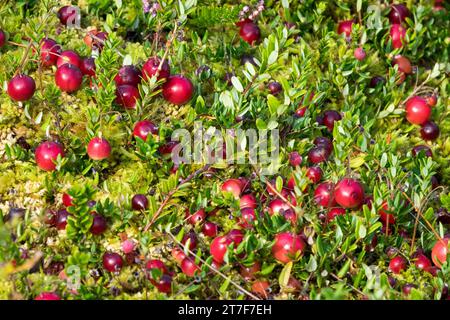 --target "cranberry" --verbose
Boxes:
[39,38,61,67]
[154,274,172,293]
[239,21,261,44]
[221,179,243,199]
[35,141,65,171]
[158,141,179,156]
[314,182,336,207]
[0,30,5,47]
[414,253,432,271]
[57,5,79,26]
[114,65,141,87]
[289,151,302,167]
[251,280,270,298]
[80,57,96,76]
[115,84,139,109]
[240,207,256,229]
[145,259,168,277]
[354,47,366,61]
[370,76,386,88]
[379,202,396,225]
[425,94,437,107]
[162,75,194,105]
[432,238,448,268]
[334,178,365,209]
[227,229,244,245]
[268,81,282,95]
[187,208,205,225]
[392,55,412,74]
[412,145,432,157]
[295,106,307,117]
[402,284,415,296]
[327,207,346,221]
[389,256,407,274]
[142,56,170,81]
[322,110,342,131]
[133,120,158,141]
[405,96,431,125]
[55,209,70,230]
[180,257,200,277]
[210,236,232,264]
[389,4,410,24]
[308,145,331,164]
[337,20,354,37]
[268,198,290,216]
[7,74,36,101]
[35,292,61,300]
[131,194,149,211]
[90,213,107,235]
[240,193,257,209]
[181,232,198,250]
[314,136,333,152]
[240,261,261,280]
[172,247,187,265]
[102,252,123,273]
[306,166,323,184]
[420,121,439,141]
[272,232,305,264]
[55,64,83,93]
[56,50,82,68]
[87,137,111,160]
[390,24,407,49]
[202,221,218,237]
